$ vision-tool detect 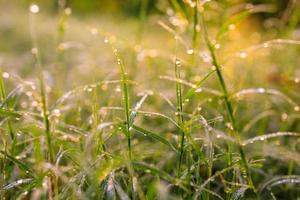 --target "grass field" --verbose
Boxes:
[1,0,300,199]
